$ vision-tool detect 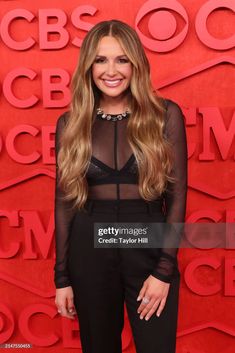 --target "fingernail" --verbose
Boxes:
[137,296,141,301]
[157,313,160,317]
[145,316,149,321]
[69,309,73,313]
[140,316,143,320]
